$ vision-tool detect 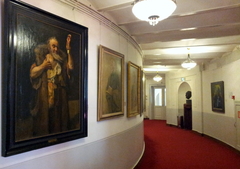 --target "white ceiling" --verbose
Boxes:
[87,0,240,75]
